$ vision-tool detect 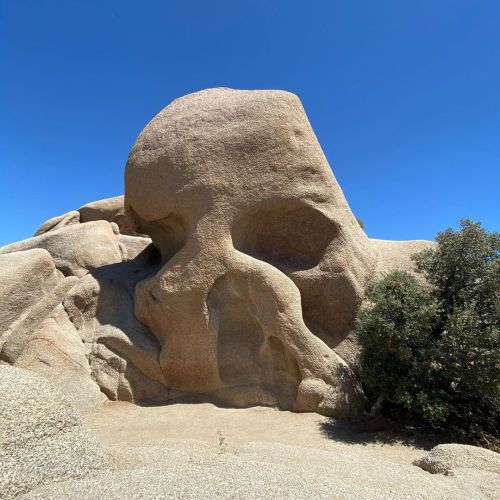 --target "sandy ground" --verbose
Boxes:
[84,401,421,462]
[23,402,500,499]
